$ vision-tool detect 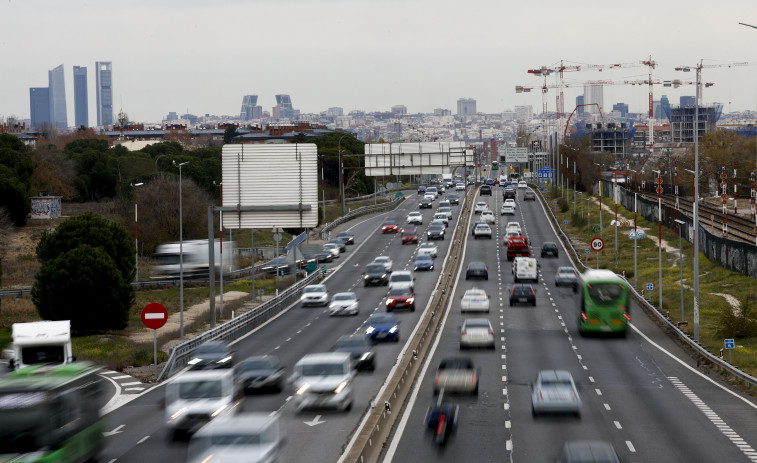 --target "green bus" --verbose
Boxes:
[491,160,499,171]
[577,269,630,336]
[0,362,106,462]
